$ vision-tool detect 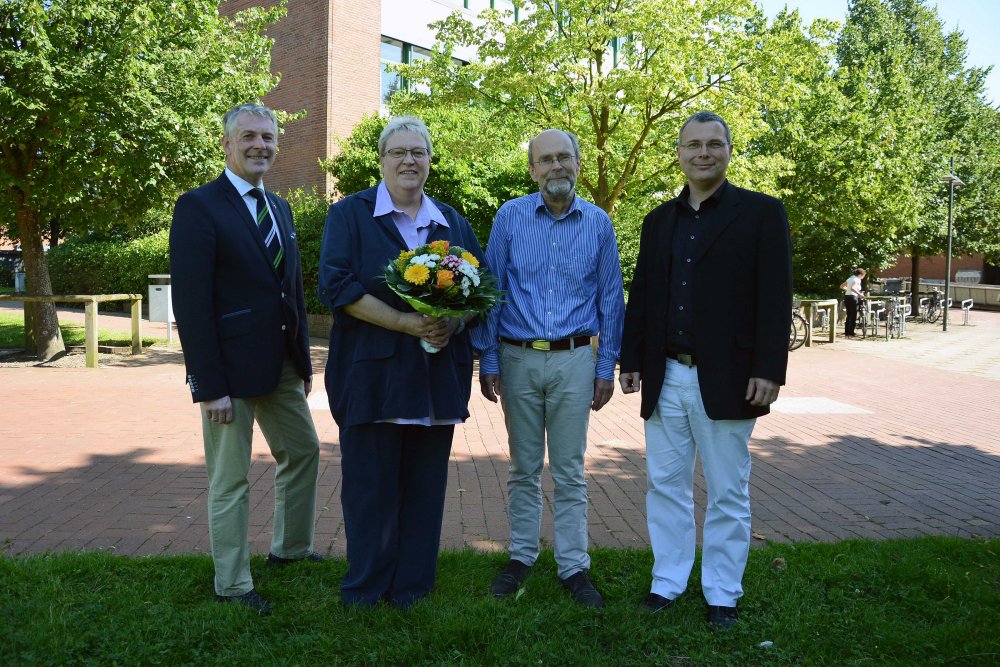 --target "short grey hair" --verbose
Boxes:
[378,116,433,156]
[678,111,731,145]
[528,130,580,167]
[222,103,278,138]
